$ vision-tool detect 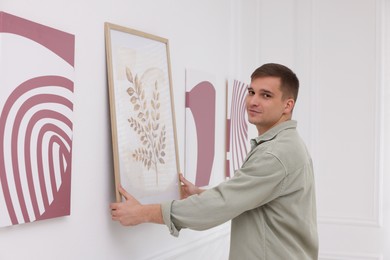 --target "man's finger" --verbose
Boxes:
[118,185,132,200]
[179,174,191,185]
[110,202,118,210]
[179,173,188,184]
